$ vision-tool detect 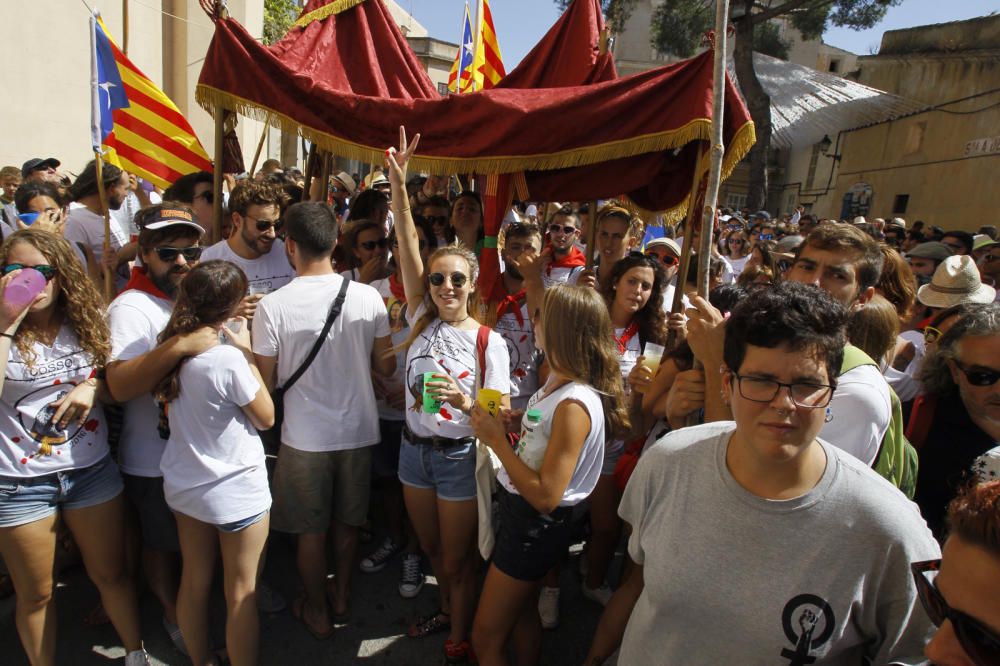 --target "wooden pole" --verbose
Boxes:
[94,153,115,302]
[301,144,317,202]
[666,146,709,350]
[584,199,599,270]
[248,113,272,177]
[318,152,332,205]
[122,0,129,55]
[212,110,225,244]
[696,0,730,300]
